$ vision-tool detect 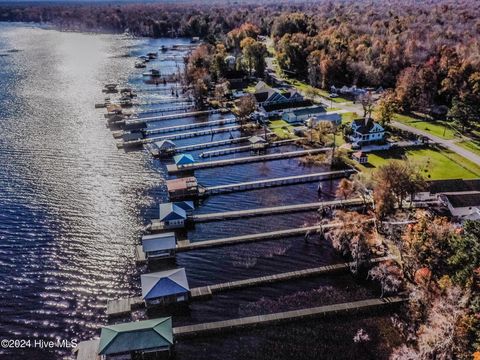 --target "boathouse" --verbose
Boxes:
[141,268,190,306]
[97,318,173,359]
[159,201,194,229]
[154,139,176,155]
[166,177,199,200]
[142,232,177,261]
[173,153,195,167]
[248,135,267,149]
